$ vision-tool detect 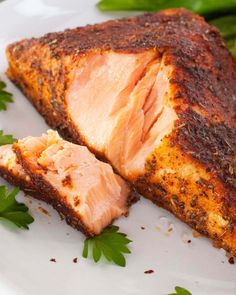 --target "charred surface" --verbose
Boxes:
[174,109,236,216]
